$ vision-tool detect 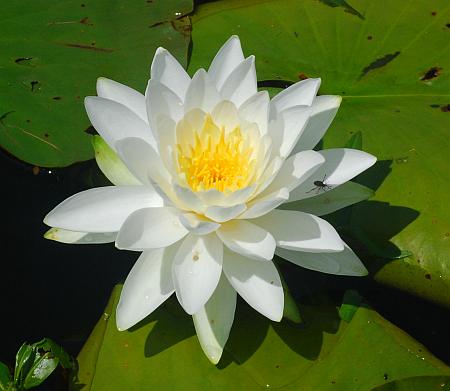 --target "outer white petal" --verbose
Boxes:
[44,186,163,233]
[276,242,368,276]
[223,250,283,321]
[205,204,247,223]
[151,47,190,100]
[282,181,373,216]
[184,69,221,113]
[115,207,188,250]
[259,150,324,197]
[239,188,289,219]
[276,106,312,158]
[217,220,276,261]
[254,209,344,252]
[290,96,342,153]
[44,228,117,244]
[115,137,175,201]
[173,234,223,315]
[116,245,177,331]
[289,148,377,201]
[179,213,220,235]
[84,96,156,151]
[145,80,183,133]
[193,274,237,364]
[220,56,257,107]
[239,91,270,135]
[208,35,245,90]
[96,77,147,122]
[92,136,141,186]
[270,78,321,116]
